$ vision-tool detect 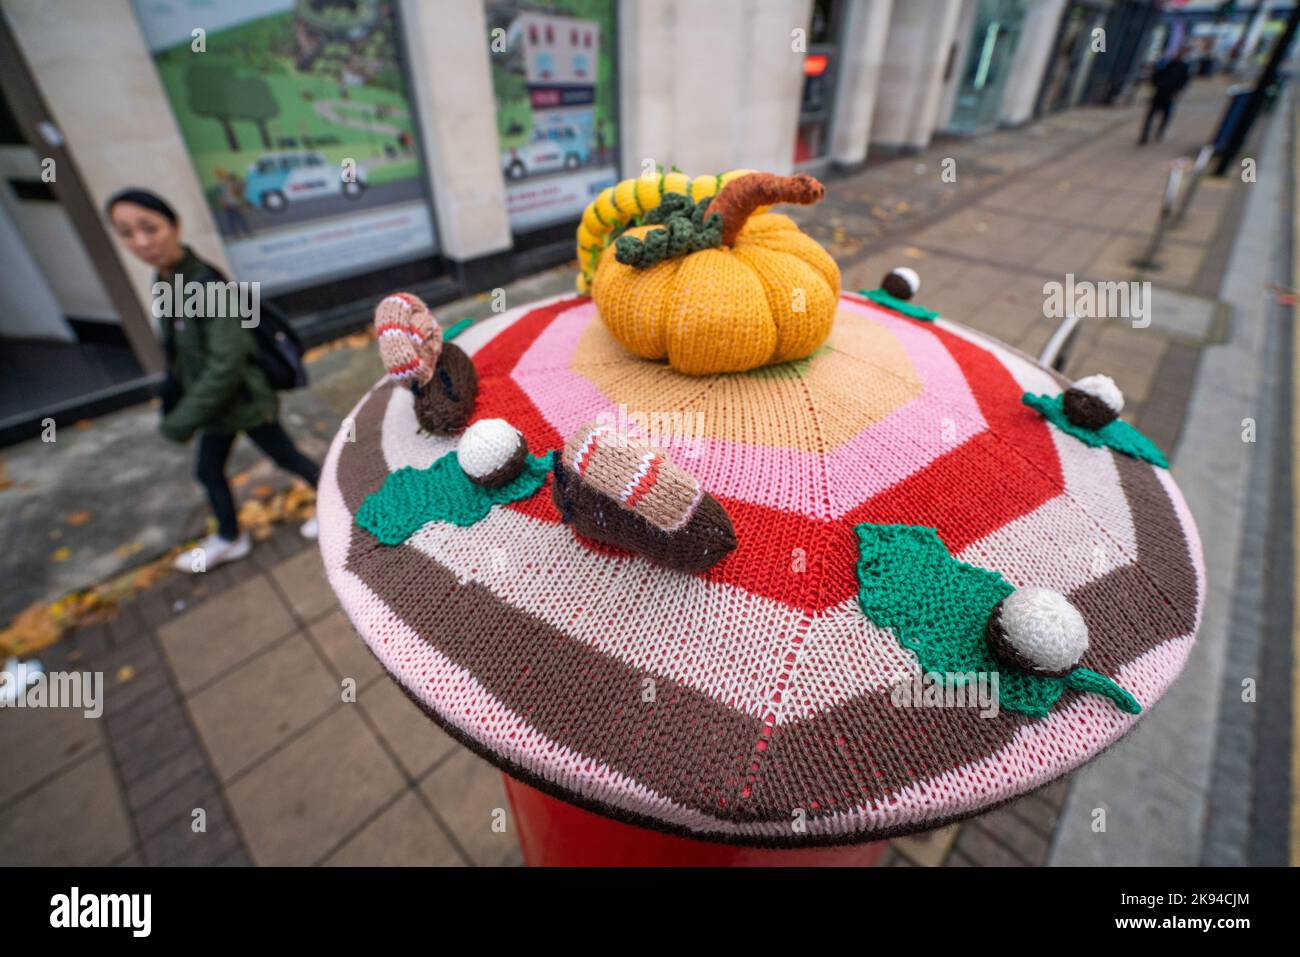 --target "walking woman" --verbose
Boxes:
[107,188,320,572]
